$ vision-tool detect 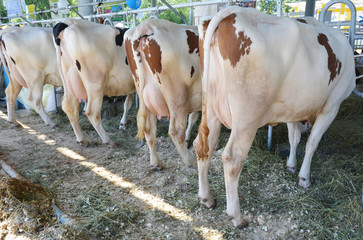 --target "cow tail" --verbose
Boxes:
[136,100,146,141]
[128,27,150,141]
[52,22,69,96]
[195,6,241,160]
[0,37,11,85]
[194,106,210,160]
